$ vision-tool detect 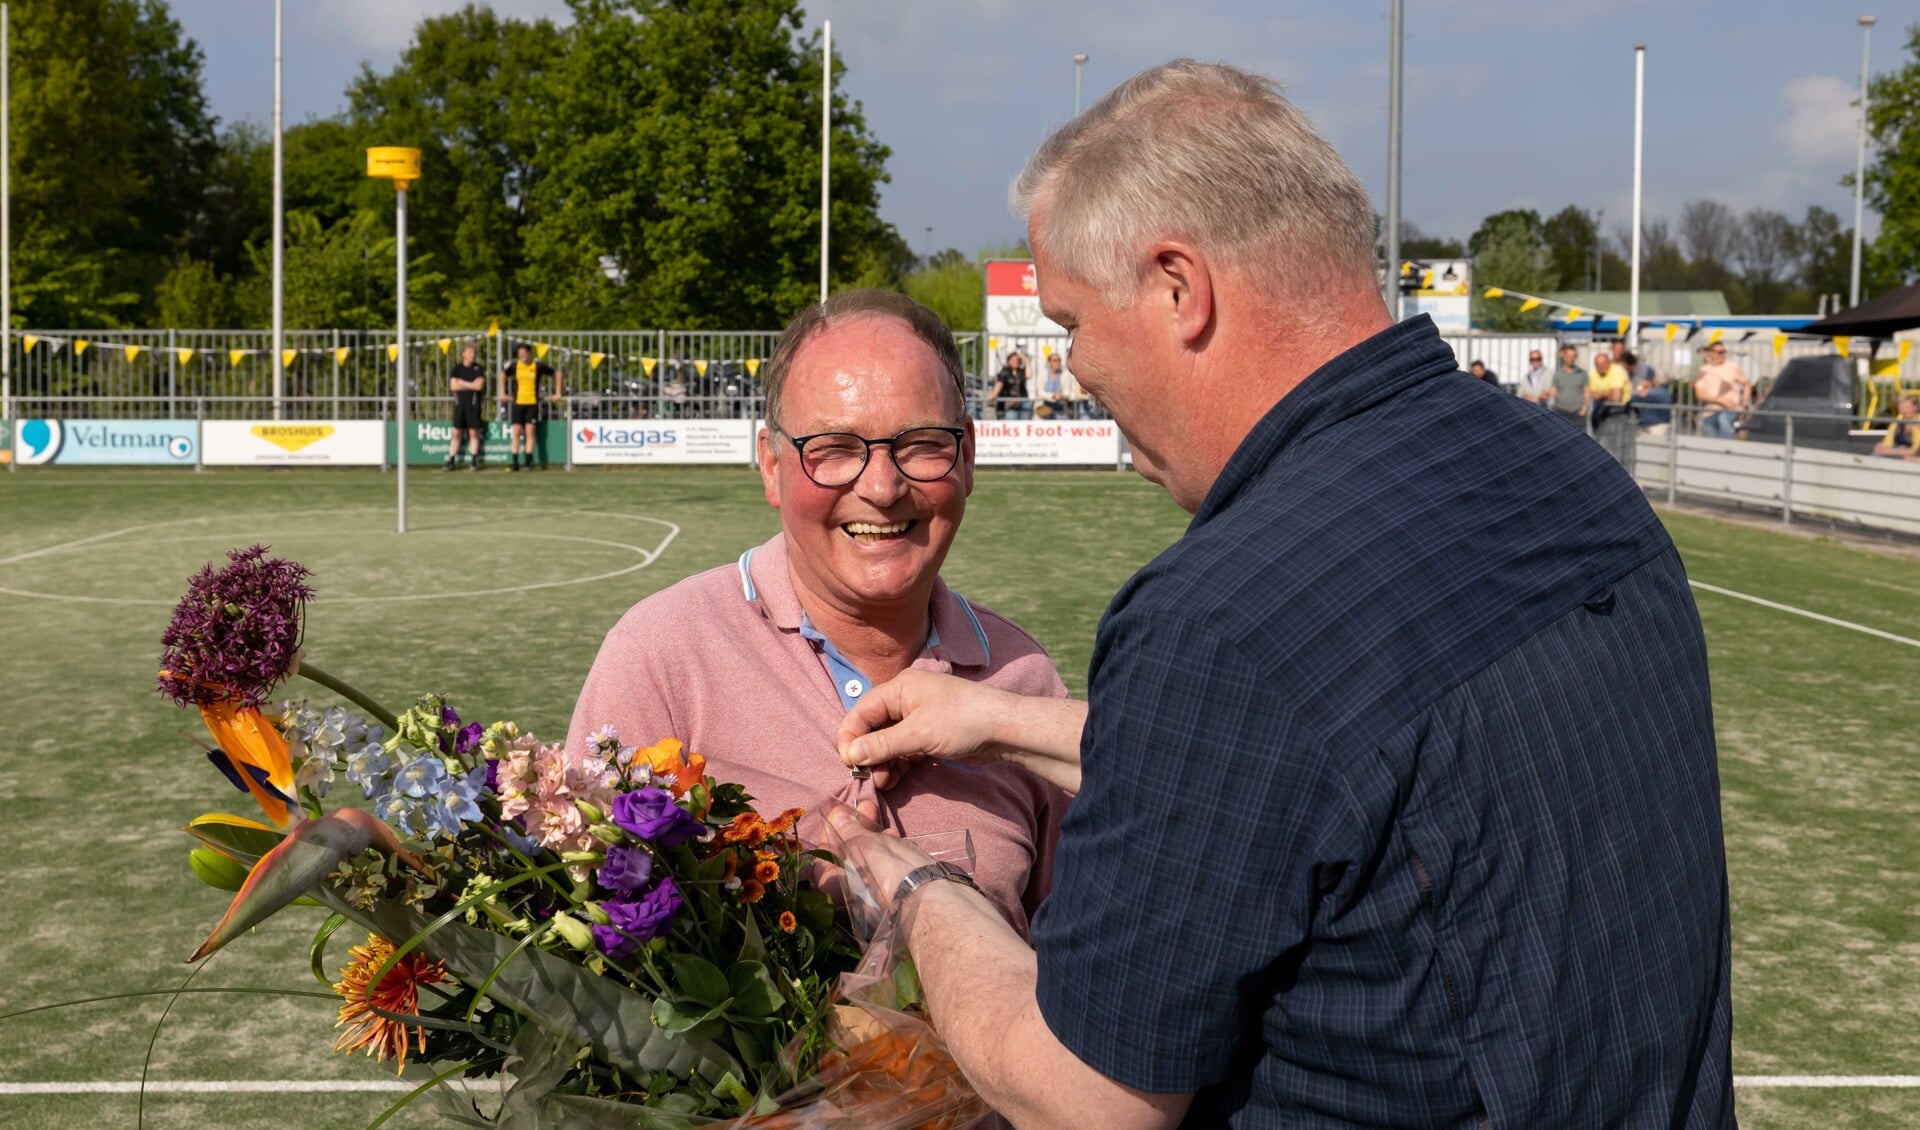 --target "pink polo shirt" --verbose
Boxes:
[565,533,1071,933]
